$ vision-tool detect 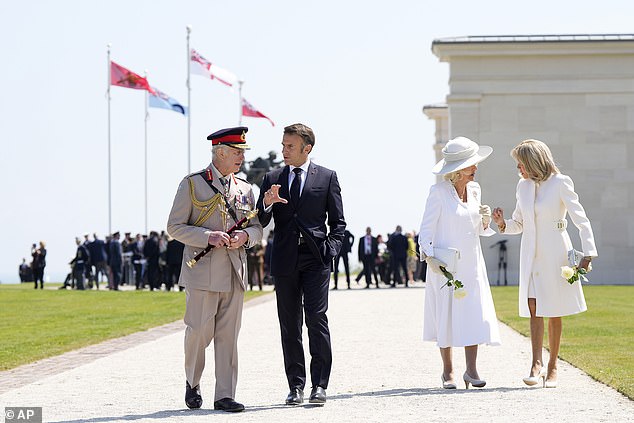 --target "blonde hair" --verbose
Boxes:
[511,139,560,182]
[443,170,462,183]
